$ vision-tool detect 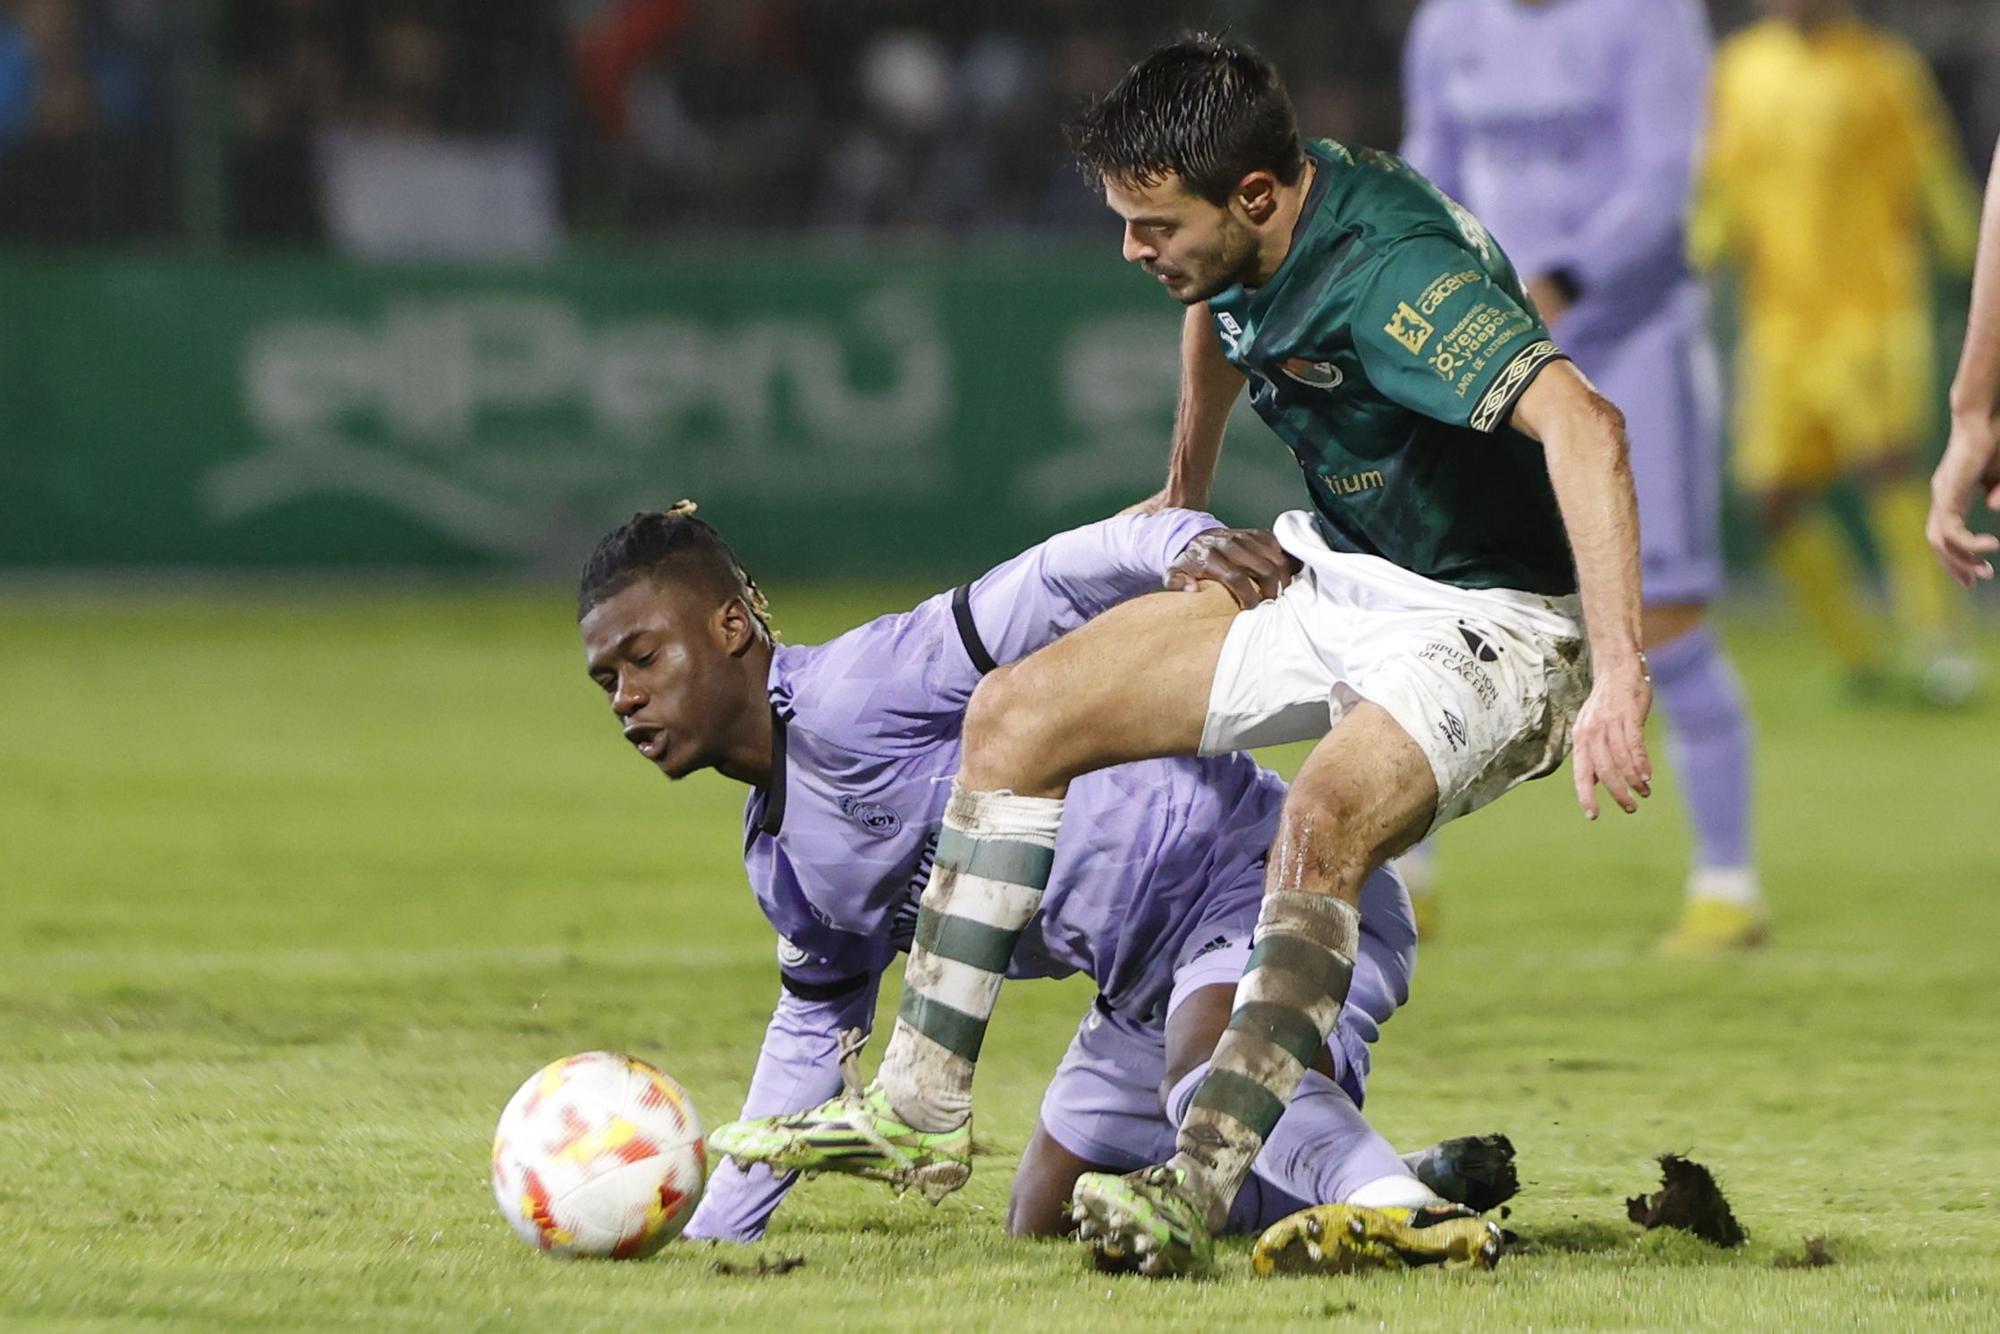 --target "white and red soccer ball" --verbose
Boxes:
[491,1051,707,1259]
